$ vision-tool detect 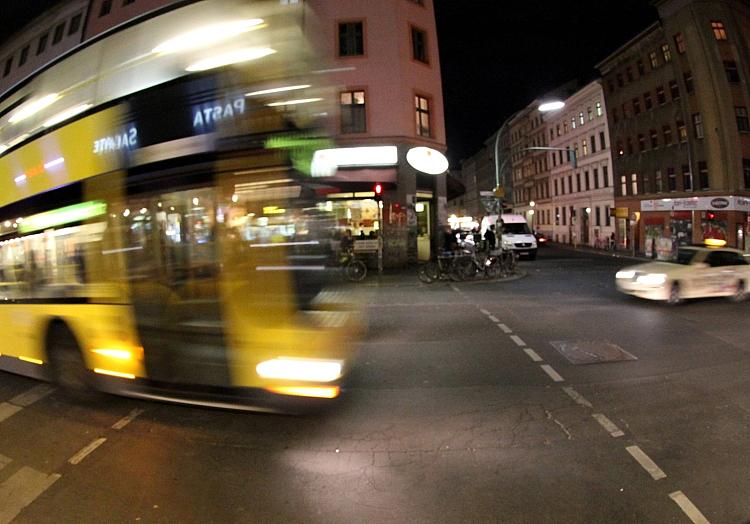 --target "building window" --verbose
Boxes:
[123,0,135,5]
[554,179,559,196]
[340,90,366,134]
[594,168,600,189]
[612,107,619,123]
[338,21,364,57]
[736,106,750,132]
[616,140,624,156]
[684,71,694,93]
[605,205,611,226]
[712,21,727,41]
[669,80,680,100]
[649,51,658,68]
[620,175,627,196]
[622,102,630,118]
[626,137,634,155]
[667,167,677,191]
[650,129,658,149]
[617,73,624,87]
[725,61,740,83]
[36,33,48,55]
[415,95,431,137]
[68,14,82,35]
[596,101,603,117]
[99,0,112,16]
[579,111,585,125]
[677,121,688,142]
[656,85,666,105]
[603,165,609,188]
[743,159,750,188]
[698,161,709,190]
[626,67,634,82]
[590,135,596,153]
[644,91,653,110]
[411,27,428,63]
[599,131,606,150]
[692,113,704,139]
[408,0,425,4]
[568,175,573,193]
[588,107,593,121]
[633,97,641,115]
[608,80,615,93]
[585,171,590,191]
[52,23,65,44]
[662,43,672,62]
[571,116,576,130]
[595,207,601,226]
[637,60,645,76]
[582,139,588,156]
[682,165,693,191]
[663,125,673,145]
[655,170,663,192]
[638,134,646,152]
[19,45,29,67]
[674,33,686,54]
[3,57,11,77]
